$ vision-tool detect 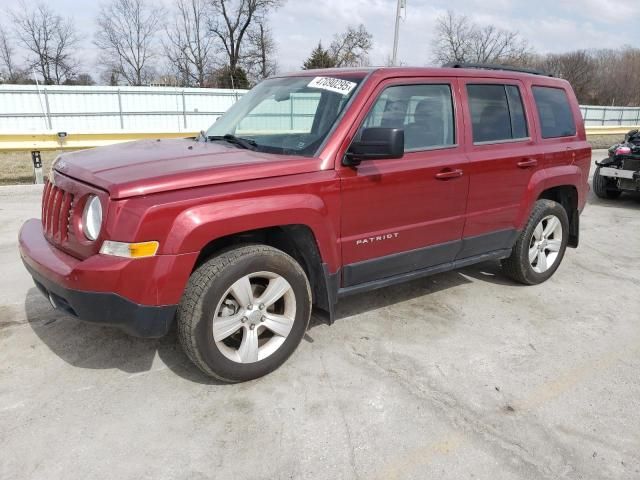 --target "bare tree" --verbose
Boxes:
[537,51,595,102]
[590,47,640,106]
[0,25,20,82]
[244,21,277,83]
[432,11,530,66]
[208,0,281,81]
[164,0,217,87]
[11,3,79,84]
[329,24,373,67]
[95,0,165,86]
[432,11,474,65]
